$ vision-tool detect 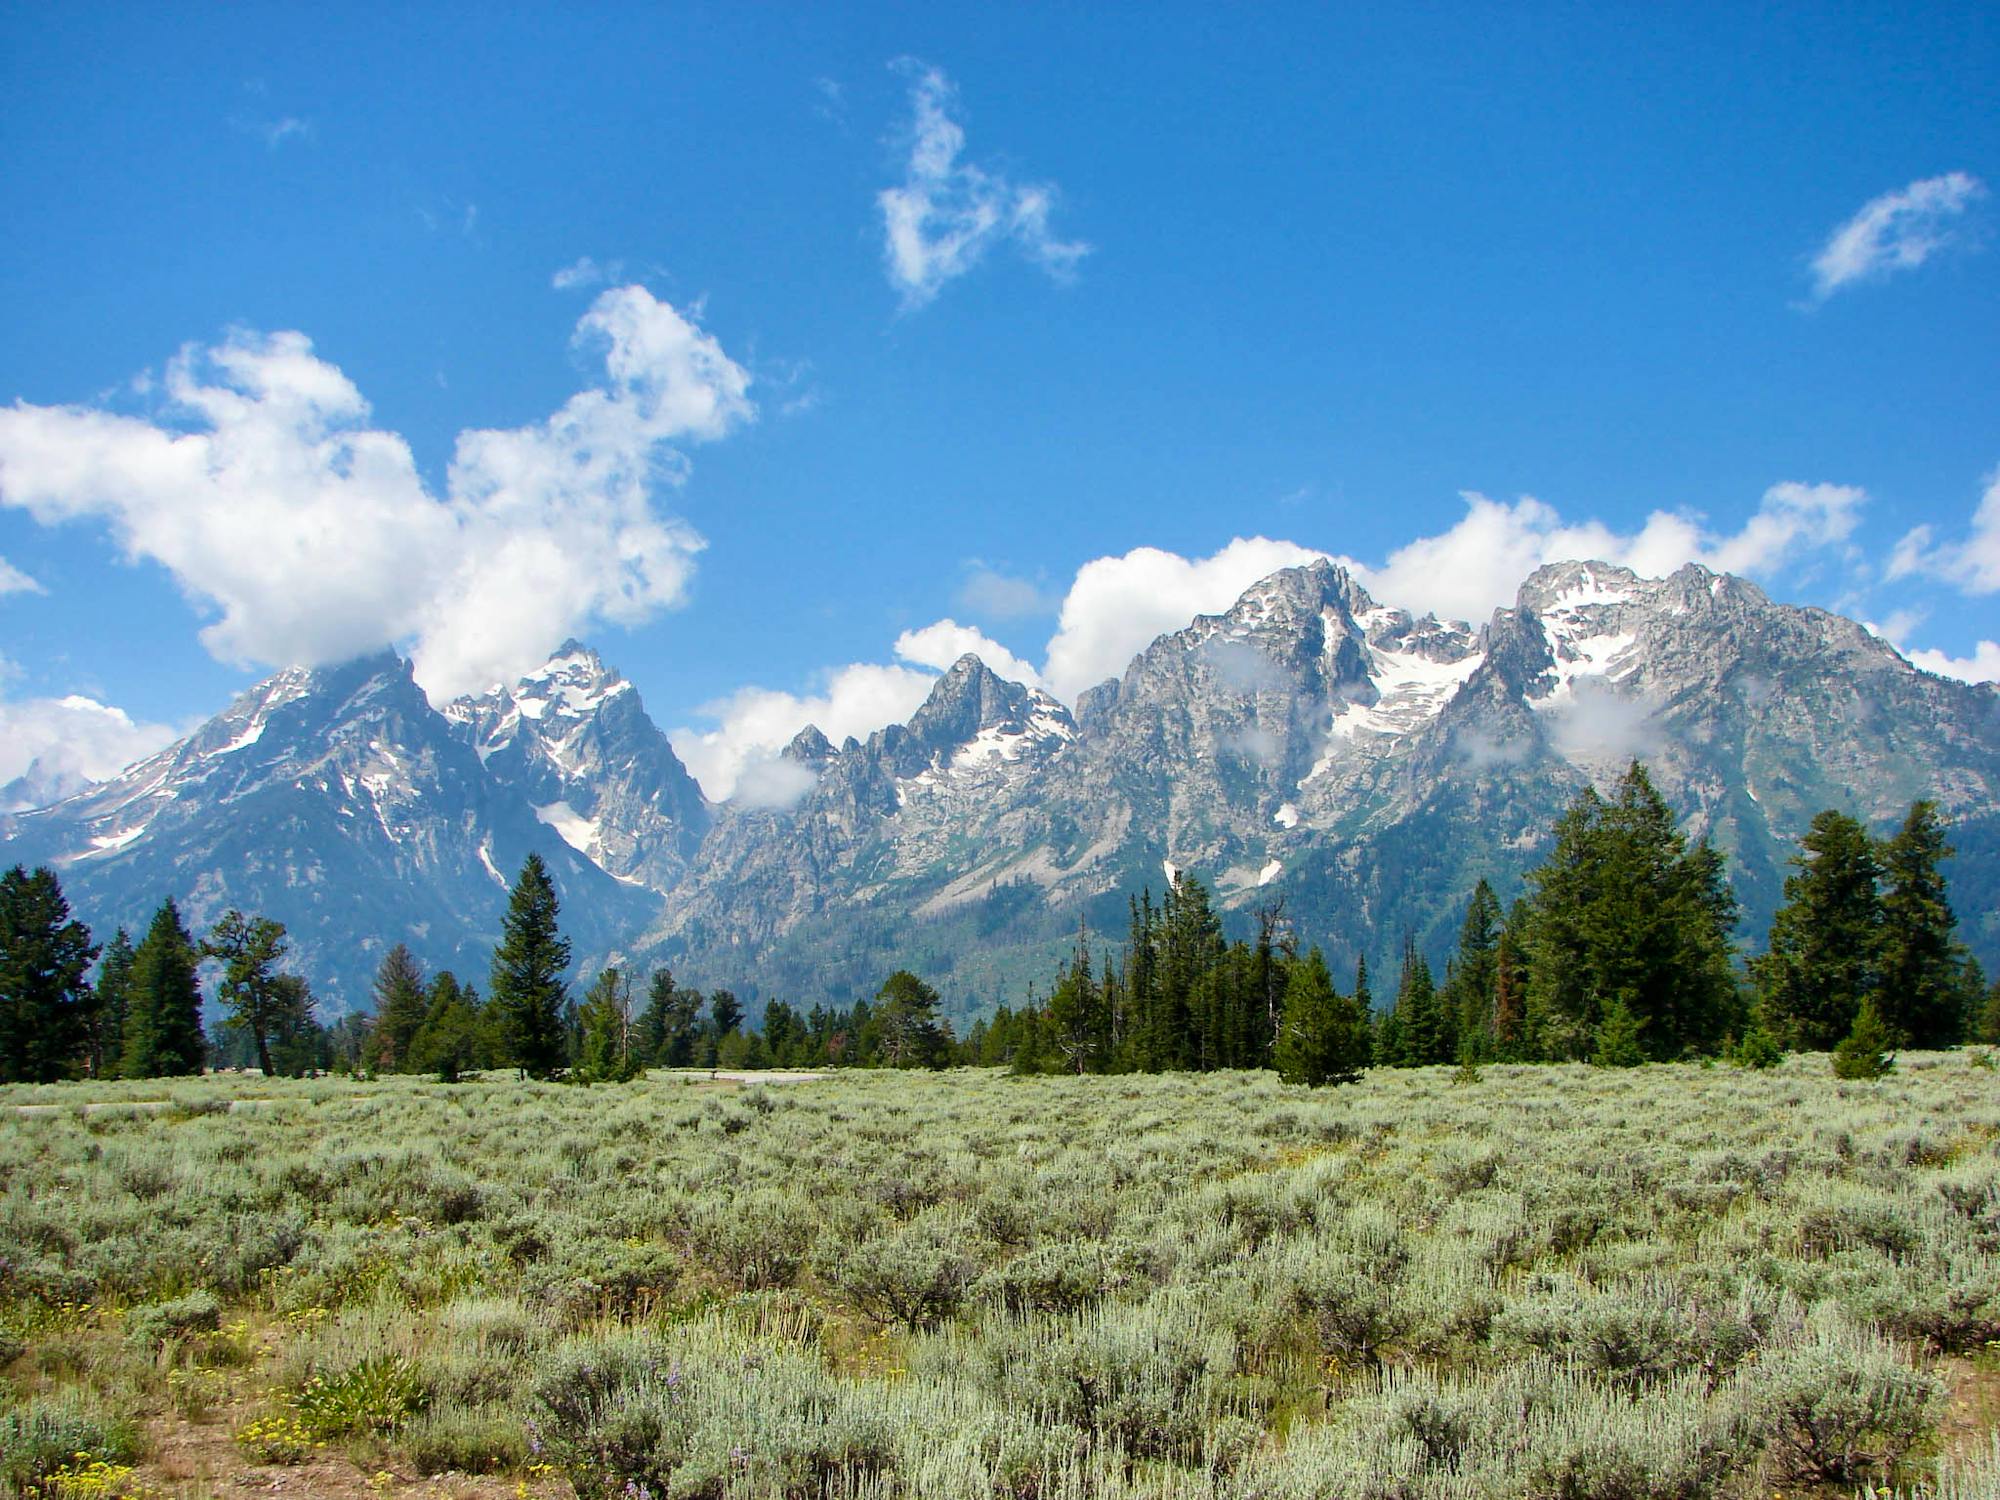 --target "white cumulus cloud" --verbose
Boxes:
[893,619,1042,686]
[878,60,1089,309]
[1887,470,2000,596]
[1346,483,1866,624]
[1041,538,1326,700]
[1901,640,2000,685]
[0,285,752,703]
[1809,171,1986,300]
[670,662,938,804]
[0,692,179,807]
